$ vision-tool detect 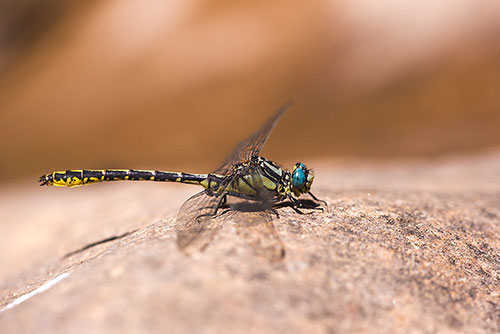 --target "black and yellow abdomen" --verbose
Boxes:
[40,169,209,188]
